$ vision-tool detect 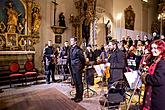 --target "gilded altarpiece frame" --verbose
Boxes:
[5,33,18,47]
[0,0,41,51]
[124,5,135,30]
